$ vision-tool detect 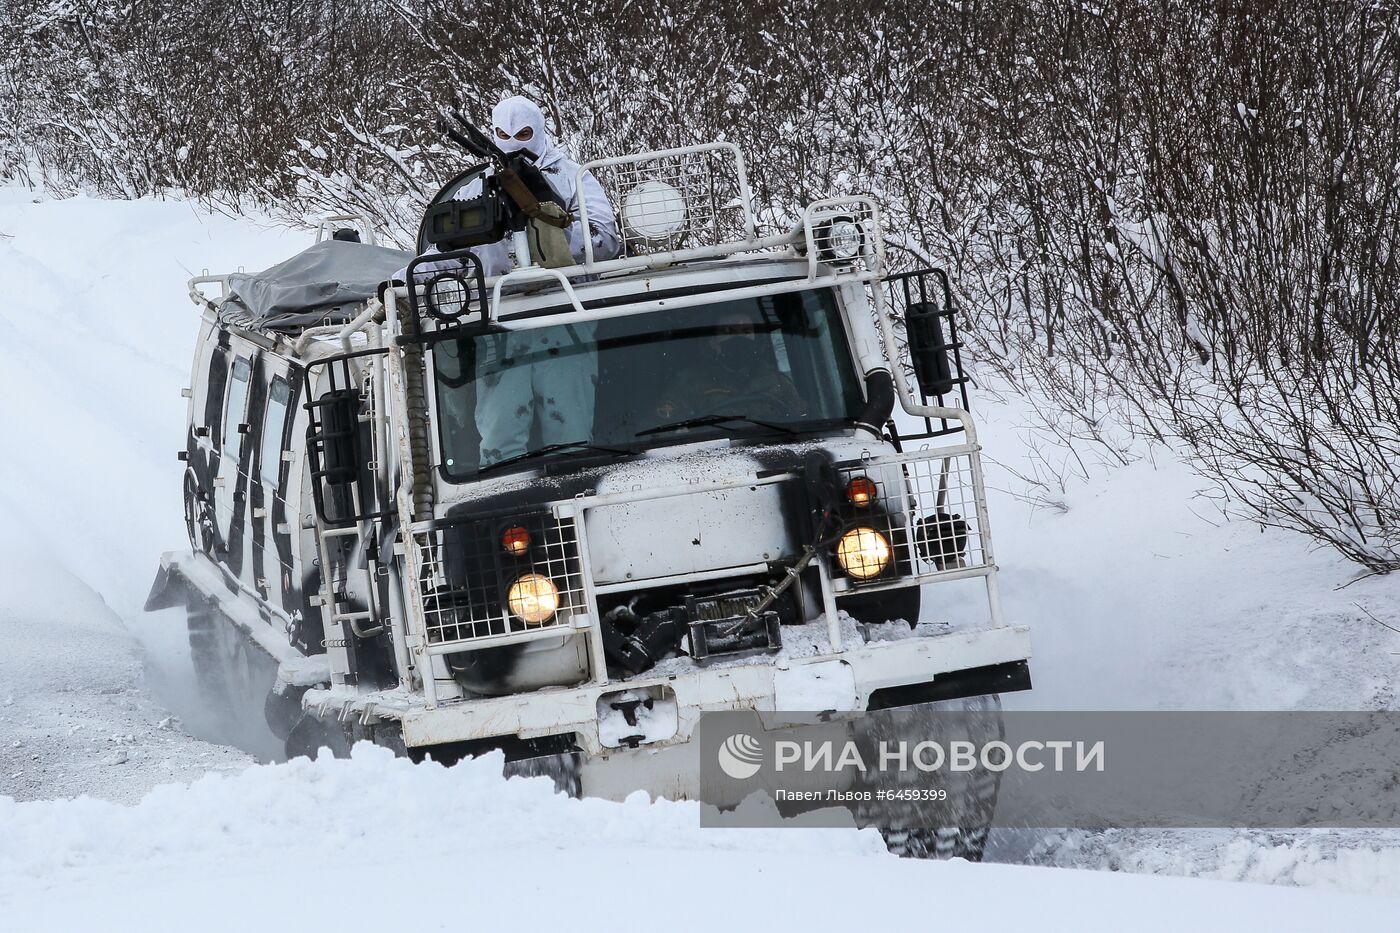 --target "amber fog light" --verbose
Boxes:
[836,527,892,580]
[846,476,878,507]
[507,573,559,625]
[501,526,531,556]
